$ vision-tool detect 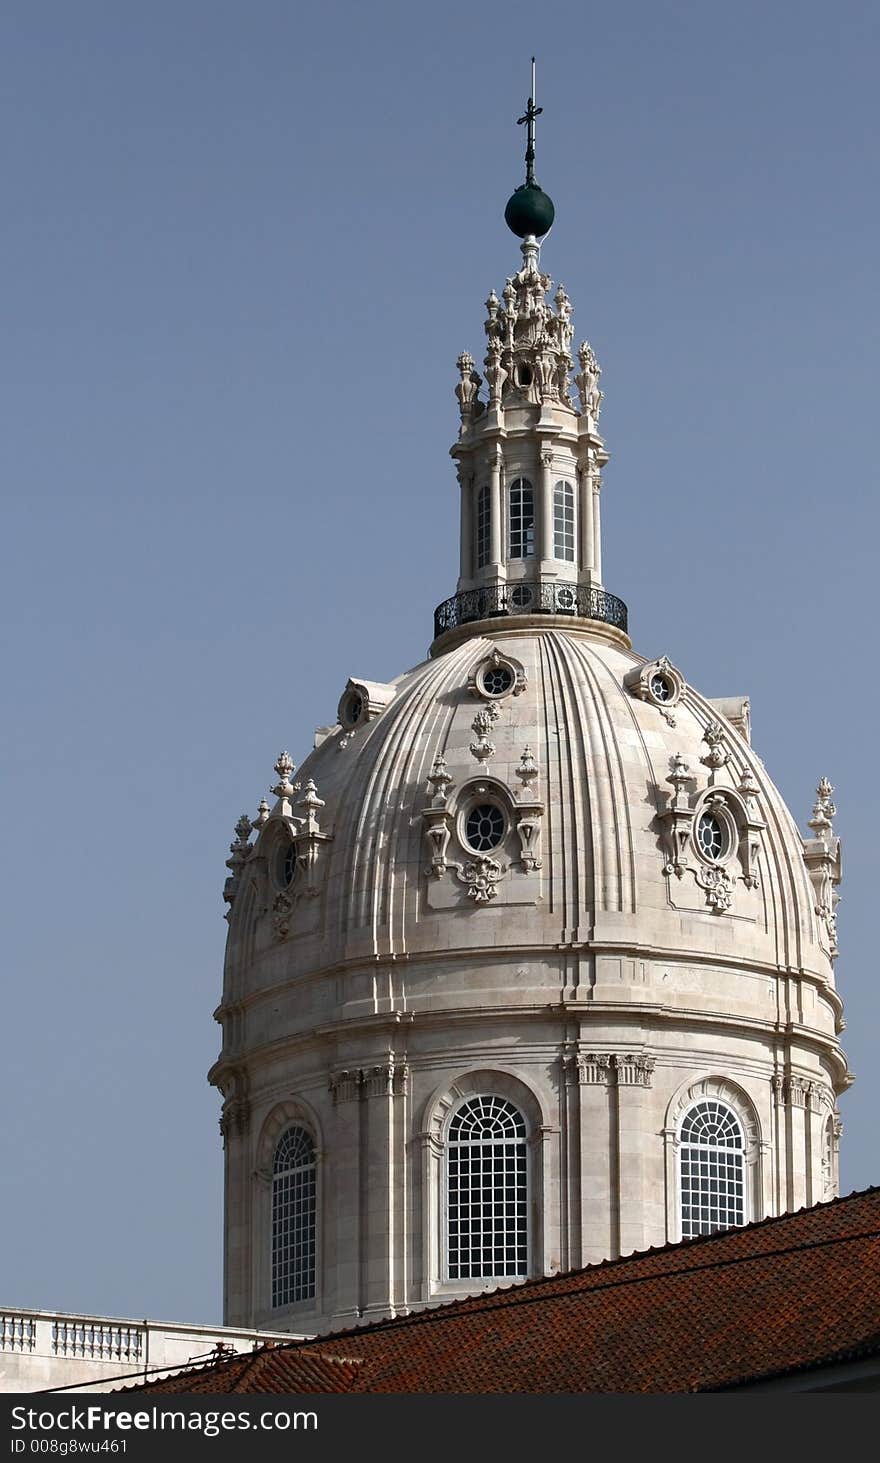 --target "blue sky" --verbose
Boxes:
[2,0,878,1324]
